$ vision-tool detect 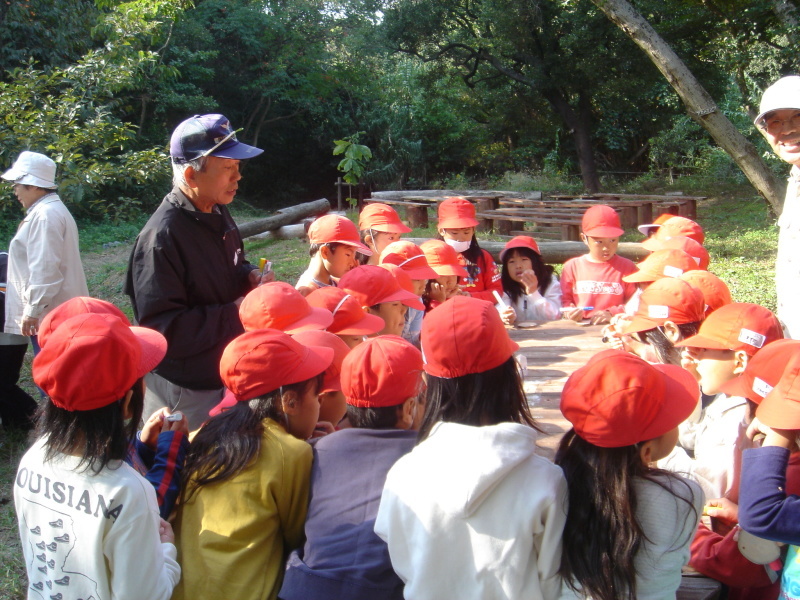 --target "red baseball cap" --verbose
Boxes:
[306,287,385,335]
[679,270,732,316]
[499,235,541,262]
[637,212,674,236]
[437,197,479,229]
[216,329,334,408]
[623,249,700,283]
[338,265,420,308]
[720,339,800,402]
[420,239,469,277]
[582,205,624,238]
[421,296,519,378]
[561,349,699,448]
[33,313,167,411]
[342,335,424,408]
[676,303,783,356]
[239,282,333,333]
[380,264,425,310]
[38,296,131,348]
[623,278,705,334]
[757,353,800,429]
[308,214,372,255]
[380,240,439,280]
[641,235,709,270]
[292,330,351,394]
[648,216,704,245]
[359,203,412,234]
